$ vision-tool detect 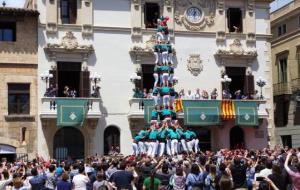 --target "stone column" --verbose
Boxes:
[46,0,58,34]
[81,0,93,37]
